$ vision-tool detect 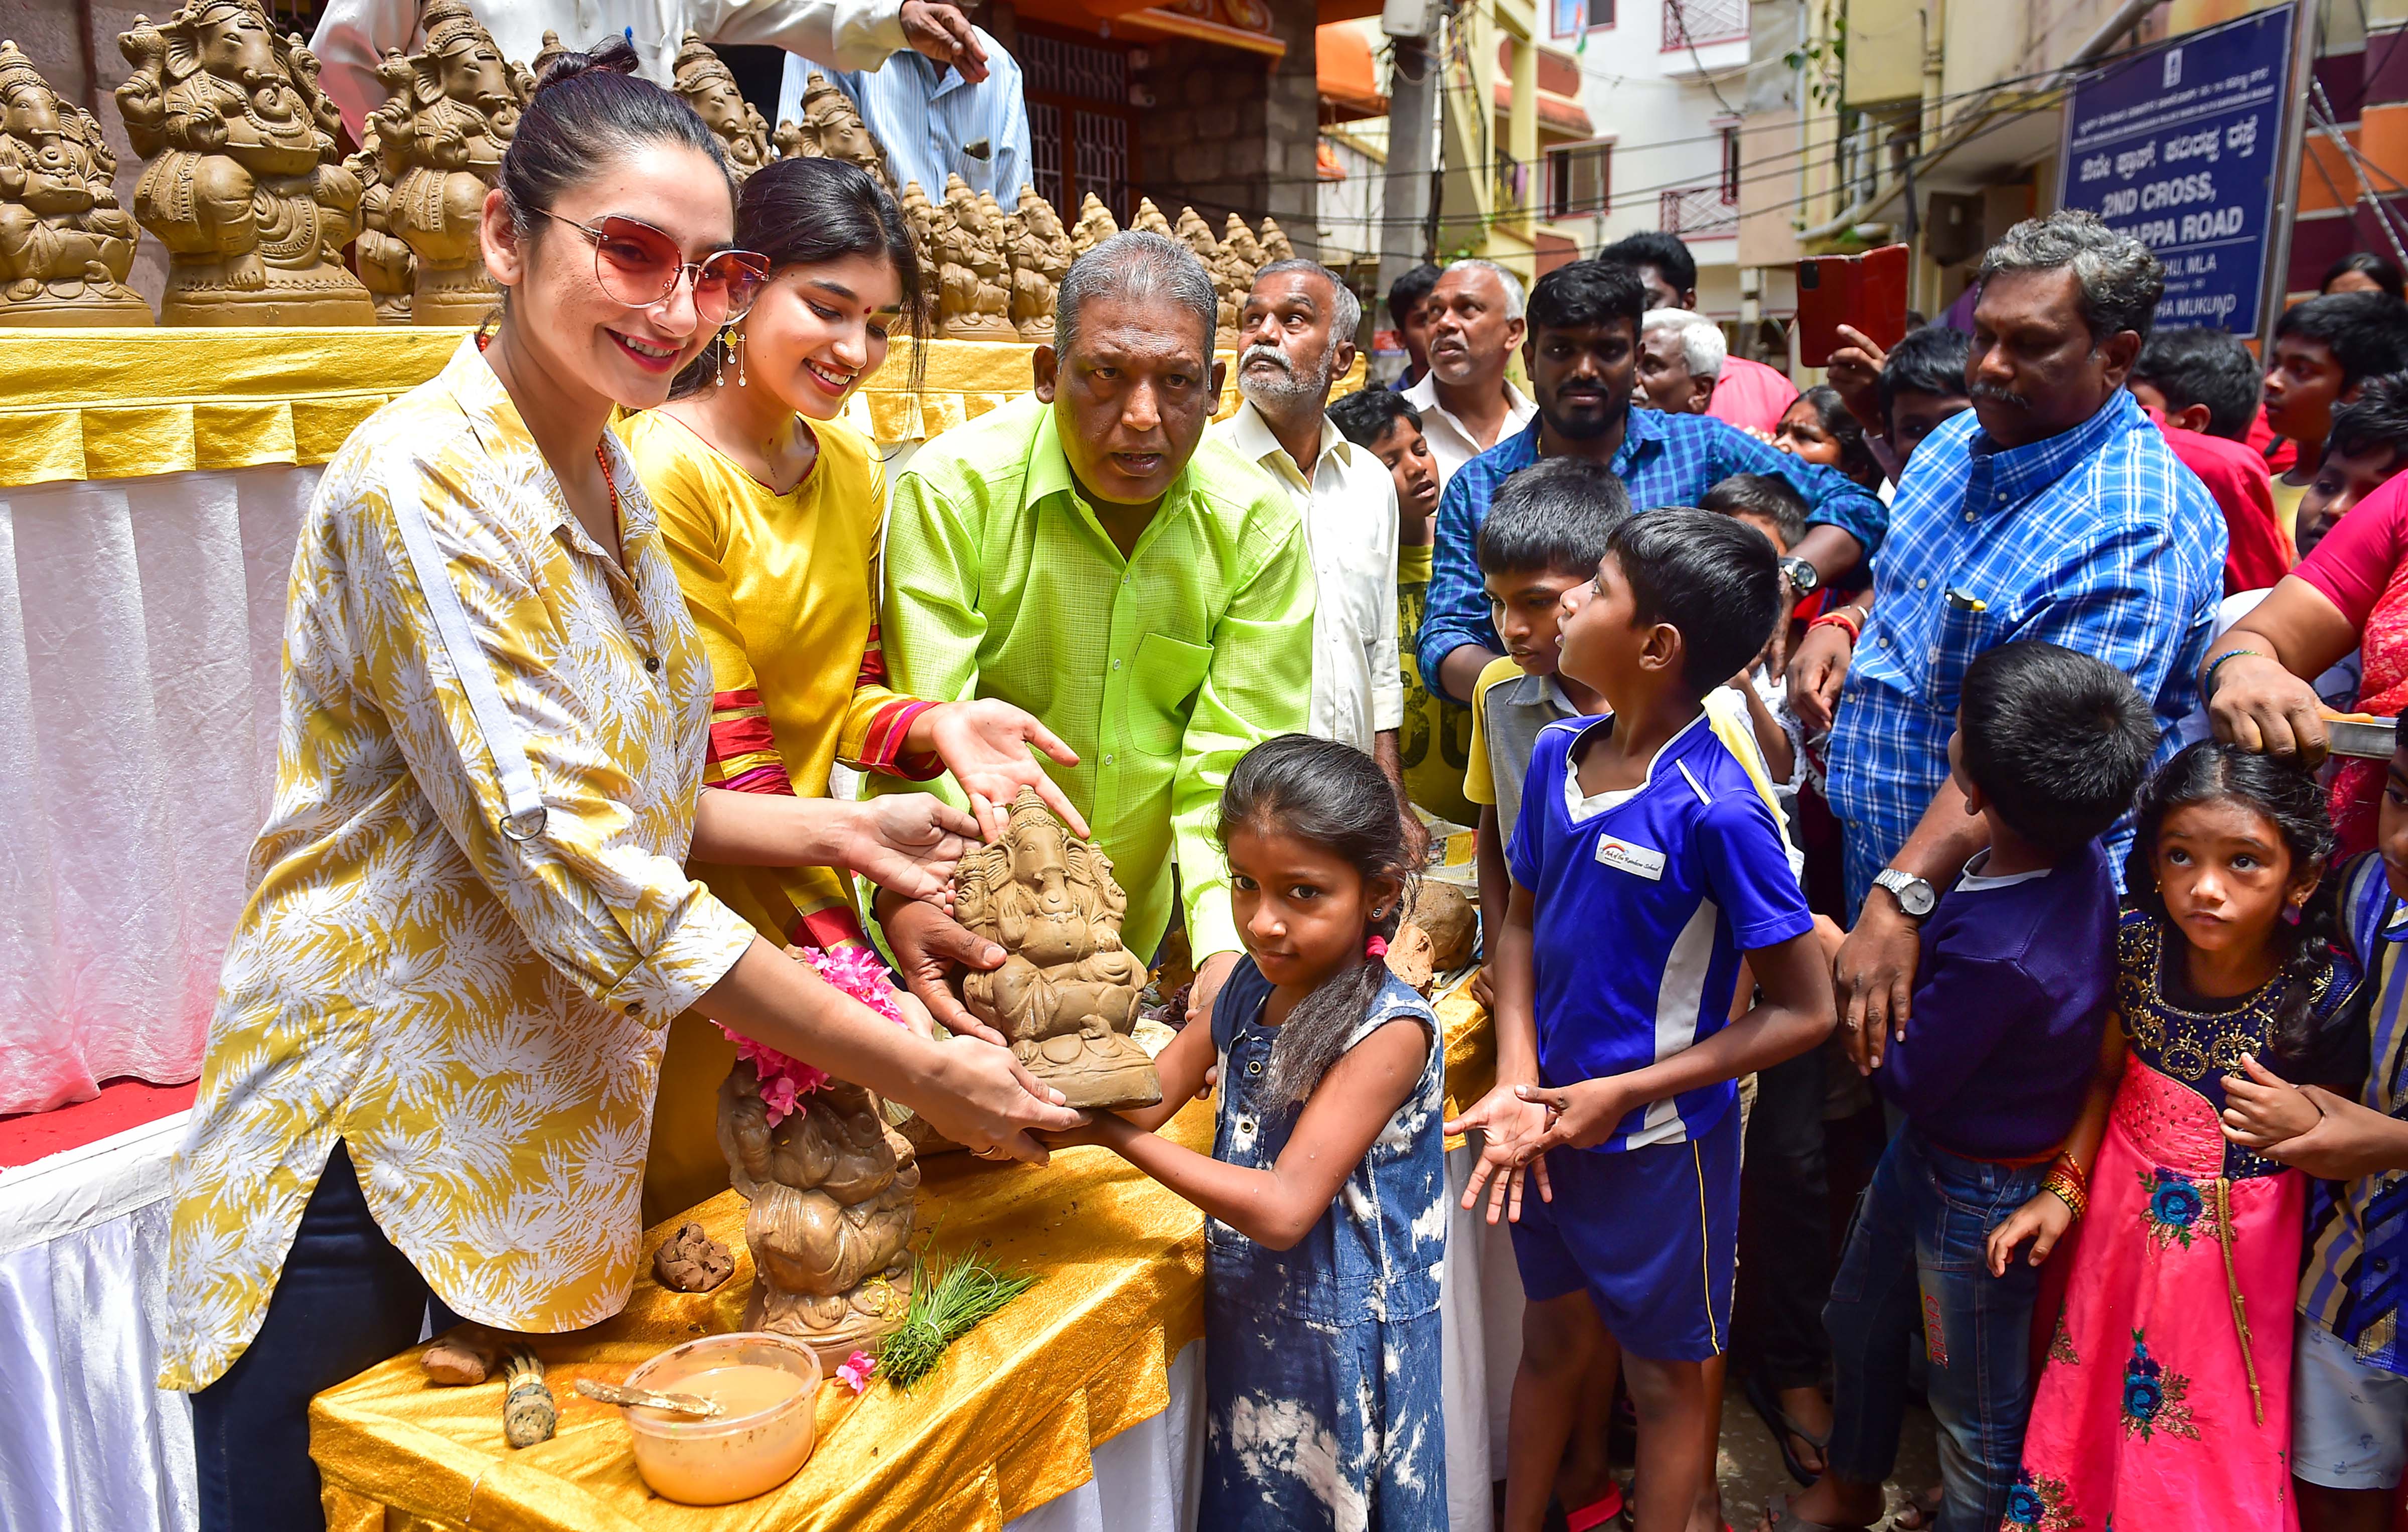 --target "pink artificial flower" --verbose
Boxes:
[837,1350,877,1394]
[720,946,912,1125]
